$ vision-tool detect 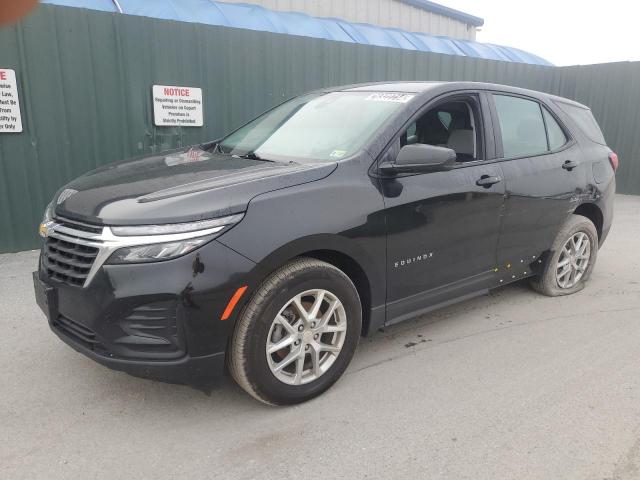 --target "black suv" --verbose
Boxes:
[34,82,617,405]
